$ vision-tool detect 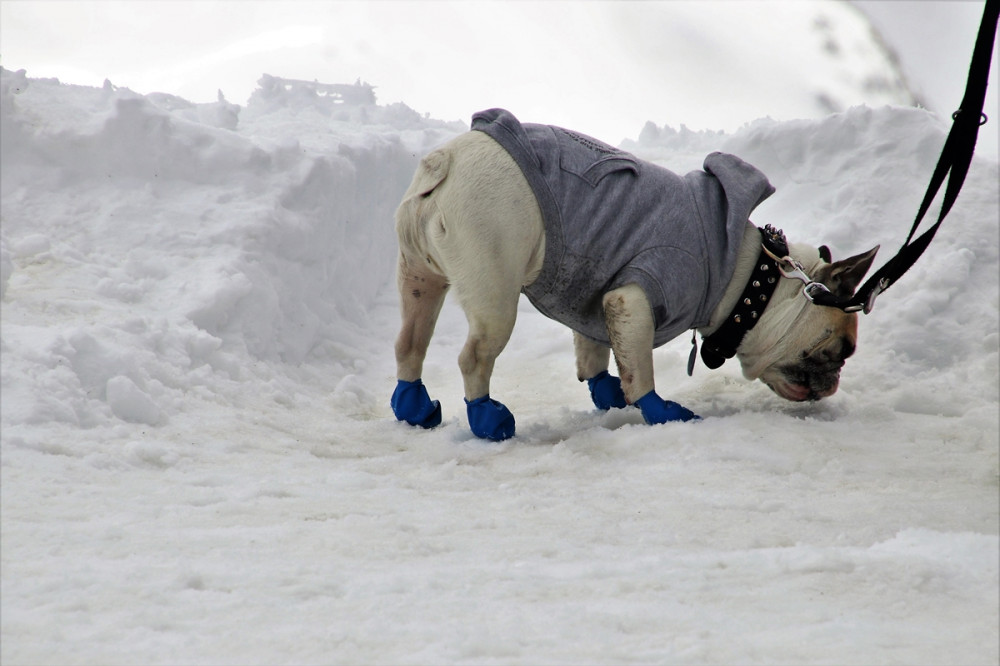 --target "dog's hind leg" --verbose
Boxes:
[391,146,457,429]
[422,131,541,440]
[574,332,627,410]
[452,281,520,440]
[603,284,698,424]
[455,276,522,397]
[395,255,448,384]
[391,253,449,428]
[436,202,527,440]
